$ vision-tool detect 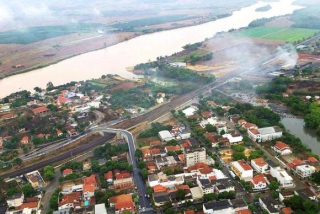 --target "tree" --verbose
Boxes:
[135,149,143,159]
[22,183,36,198]
[141,168,148,180]
[220,129,226,135]
[232,152,246,161]
[13,158,22,165]
[165,208,176,214]
[46,81,54,90]
[205,124,216,132]
[6,188,18,196]
[269,181,279,191]
[176,189,185,200]
[34,87,42,93]
[44,165,55,180]
[146,186,153,195]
